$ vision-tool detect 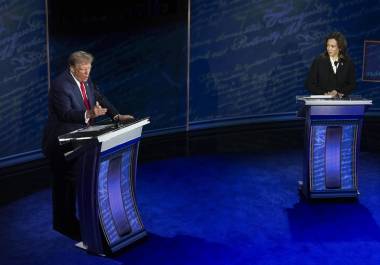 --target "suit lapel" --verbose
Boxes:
[64,70,96,109]
[65,71,93,110]
[64,72,86,110]
[336,59,344,75]
[325,57,335,75]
